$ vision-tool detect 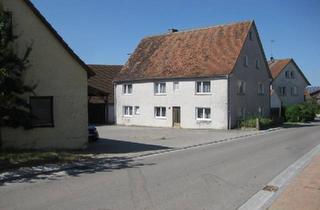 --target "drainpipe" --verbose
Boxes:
[227,75,231,130]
